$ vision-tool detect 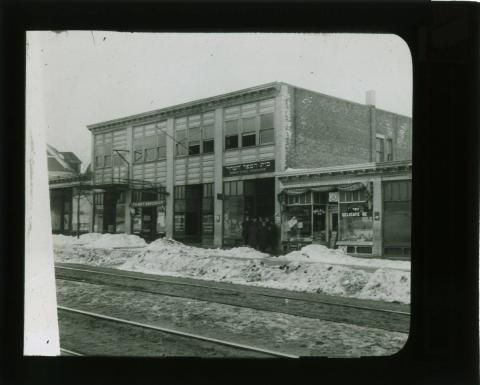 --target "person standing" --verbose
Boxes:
[257,217,268,252]
[266,217,276,254]
[242,215,250,246]
[248,217,258,250]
